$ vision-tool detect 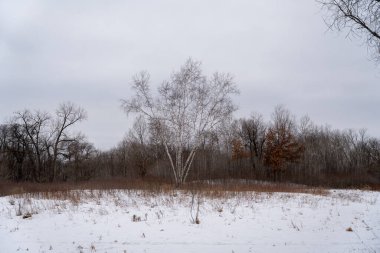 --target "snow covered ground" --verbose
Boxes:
[0,189,379,253]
